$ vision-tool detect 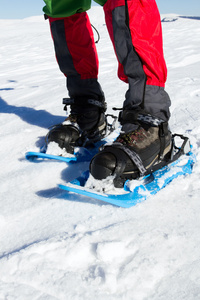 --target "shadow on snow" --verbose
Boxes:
[0,96,66,129]
[36,161,111,207]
